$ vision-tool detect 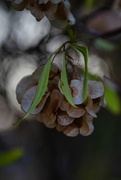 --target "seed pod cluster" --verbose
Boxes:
[9,0,75,28]
[16,63,105,137]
